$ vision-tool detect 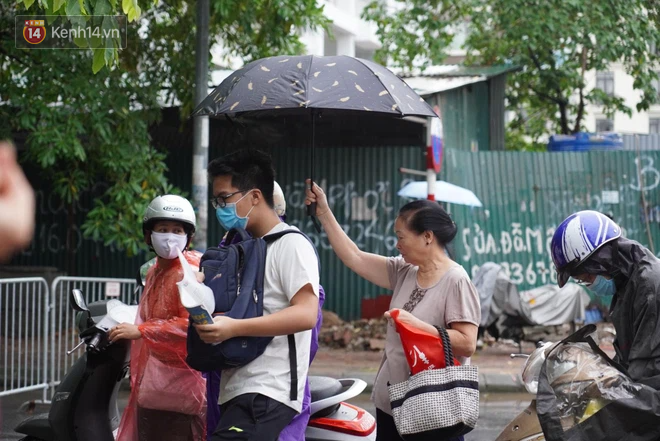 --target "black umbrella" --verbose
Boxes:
[193,54,438,228]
